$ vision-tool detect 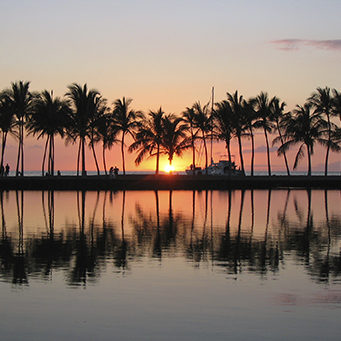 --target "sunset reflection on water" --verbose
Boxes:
[0,189,340,340]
